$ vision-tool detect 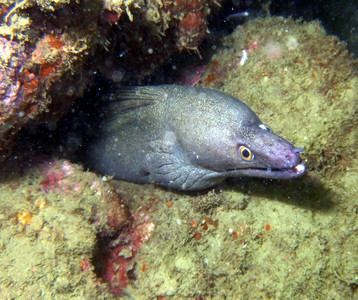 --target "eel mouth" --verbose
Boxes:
[227,162,306,179]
